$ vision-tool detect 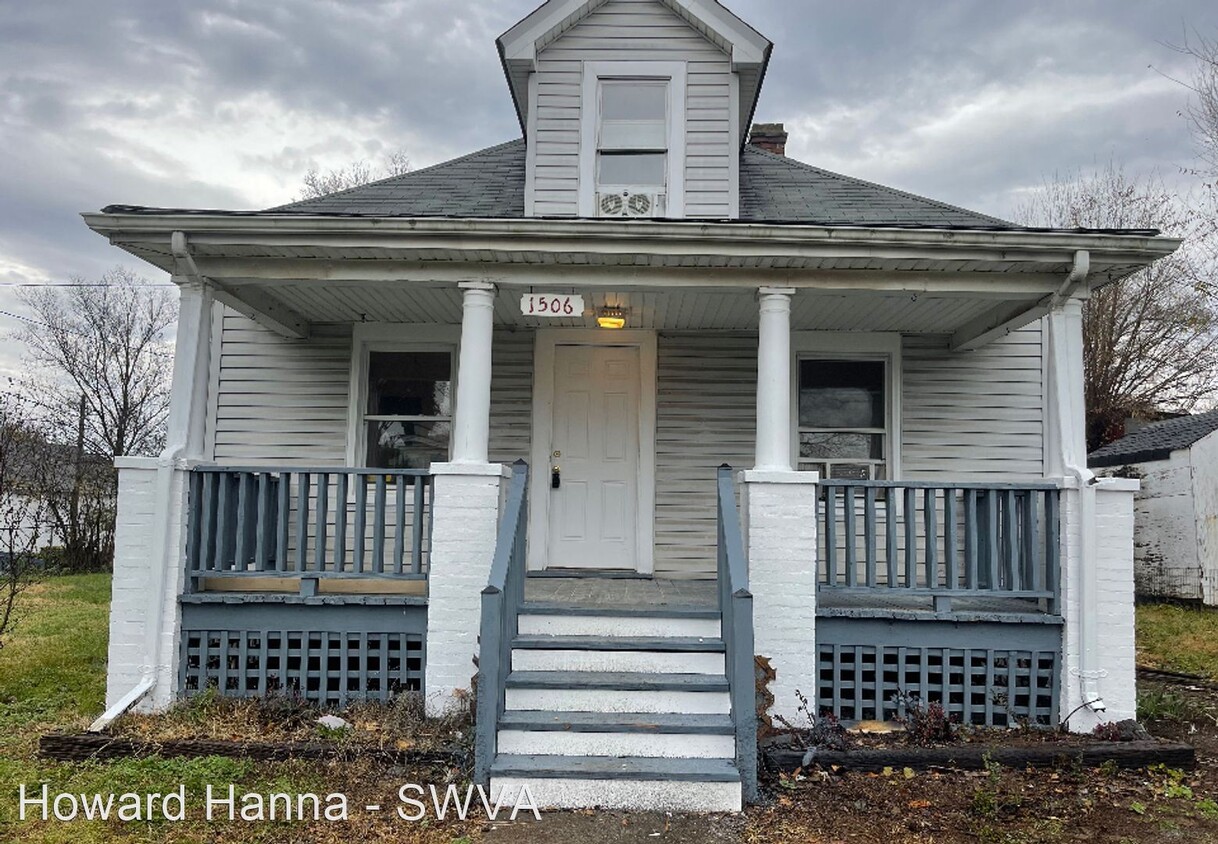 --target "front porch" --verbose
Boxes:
[89,214,1155,810]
